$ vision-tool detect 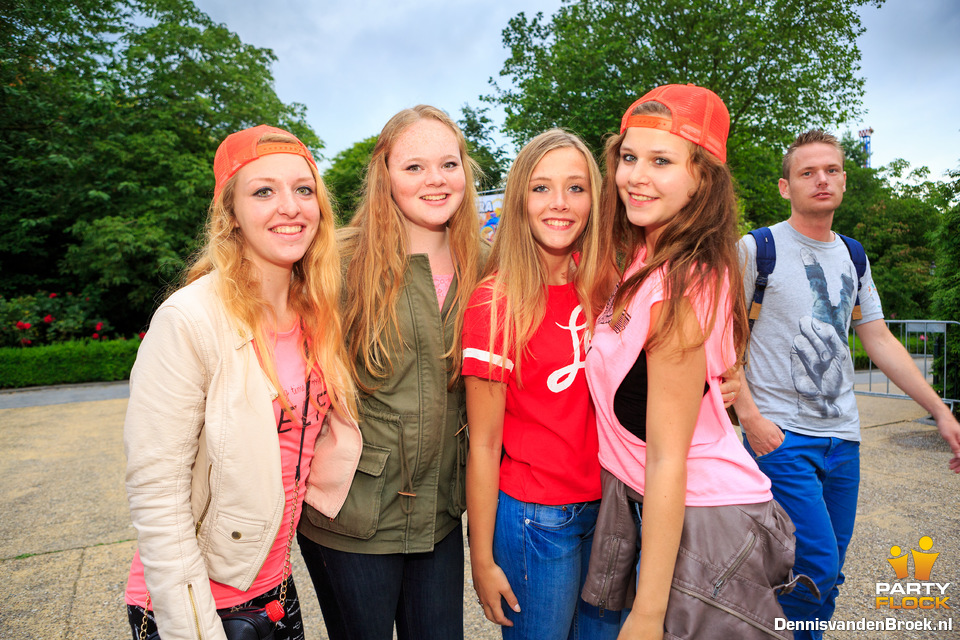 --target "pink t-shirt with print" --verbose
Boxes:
[126,322,329,608]
[585,250,771,507]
